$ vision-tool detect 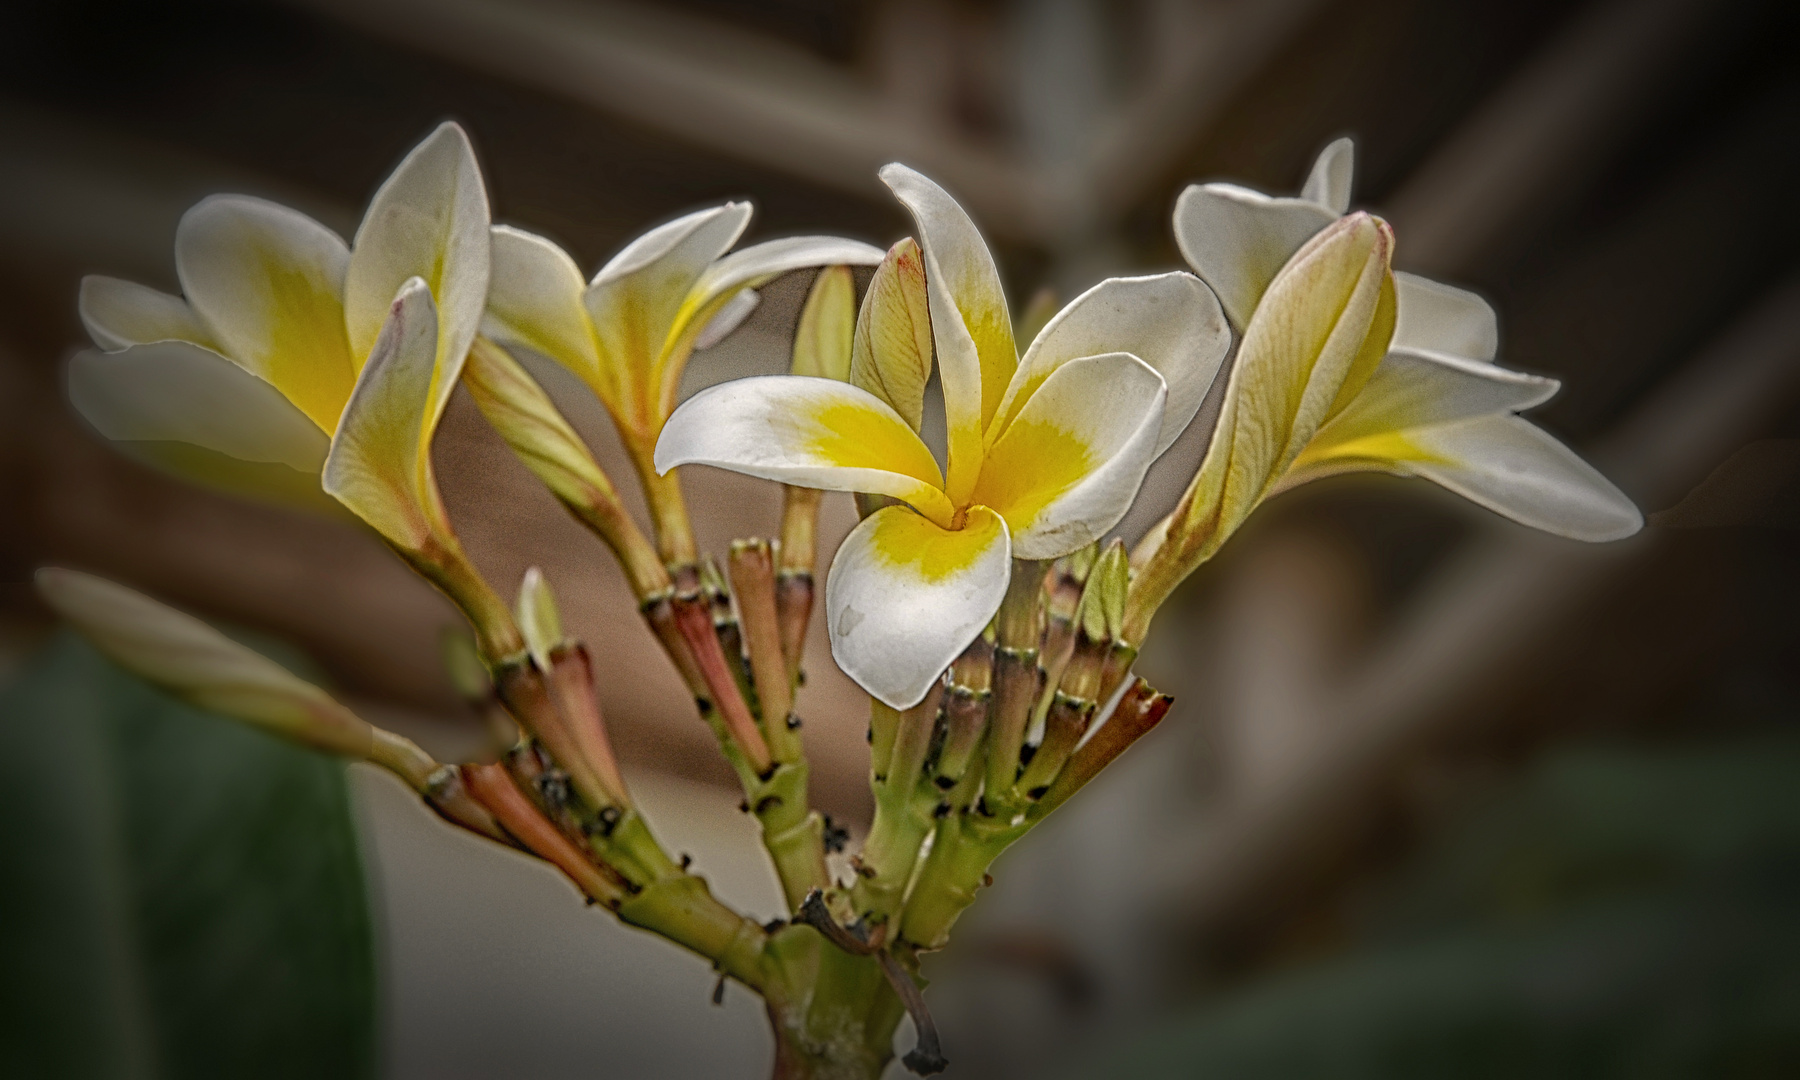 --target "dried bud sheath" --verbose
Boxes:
[462,762,629,907]
[935,636,993,790]
[670,589,773,775]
